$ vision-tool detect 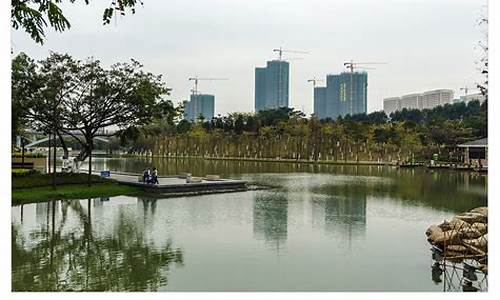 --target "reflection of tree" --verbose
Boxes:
[12,199,183,291]
[253,193,288,252]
